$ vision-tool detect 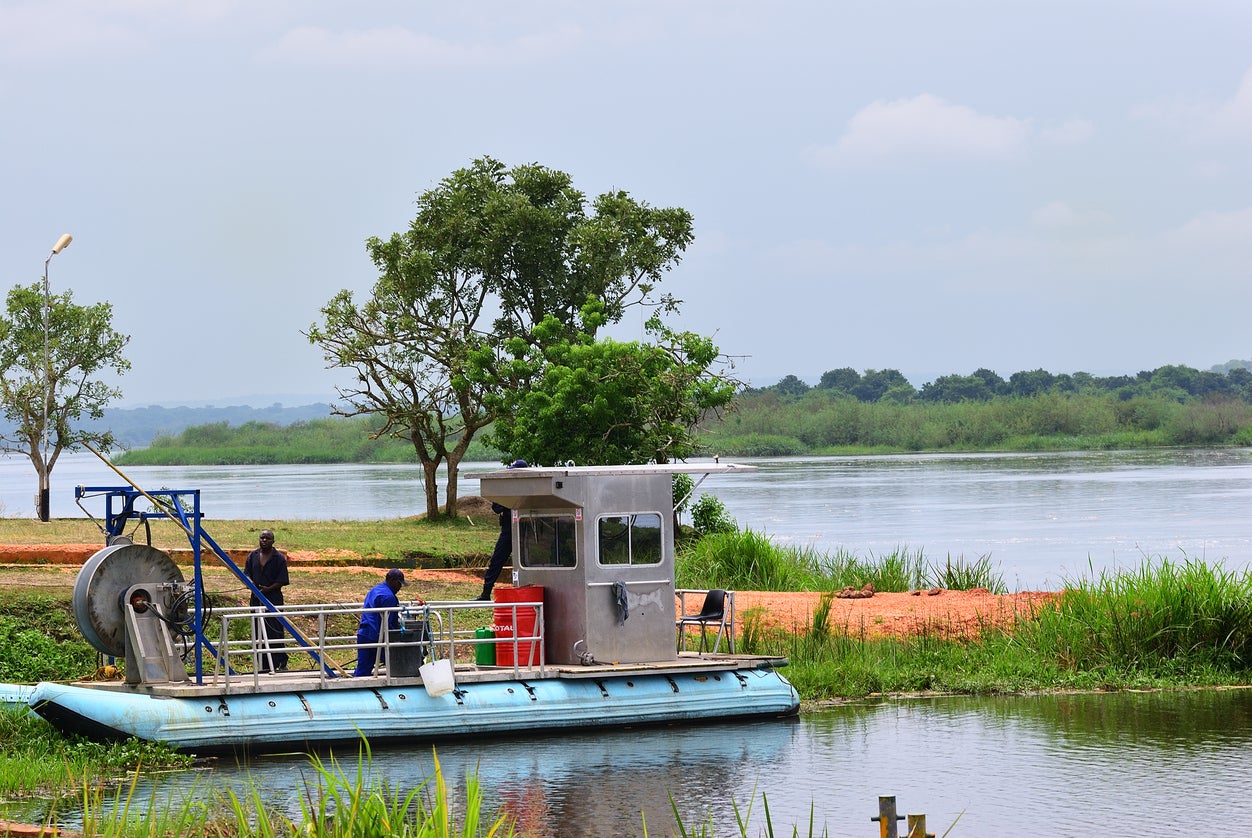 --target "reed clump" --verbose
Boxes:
[773,555,1252,700]
[676,529,1005,593]
[1017,557,1252,673]
[24,744,512,838]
